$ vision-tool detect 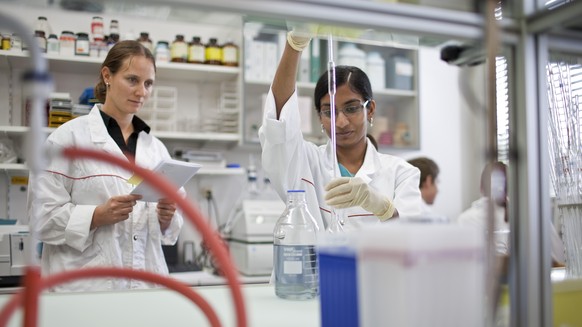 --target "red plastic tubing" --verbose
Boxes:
[0,147,247,327]
[0,266,222,327]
